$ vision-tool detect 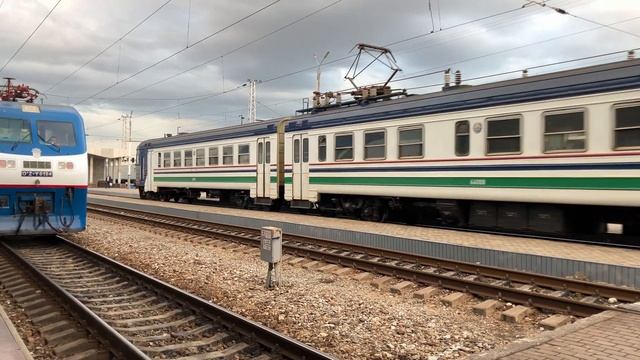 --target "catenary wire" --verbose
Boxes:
[0,0,63,74]
[46,0,173,92]
[73,0,281,105]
